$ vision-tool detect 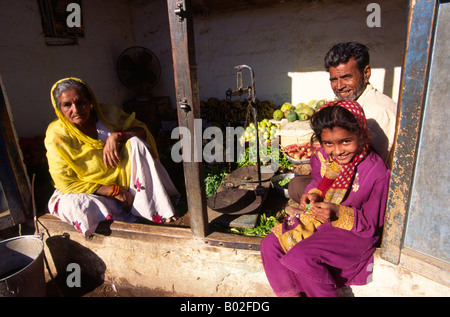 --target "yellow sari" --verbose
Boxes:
[45,77,158,194]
